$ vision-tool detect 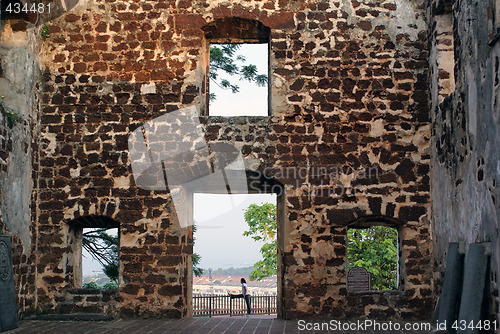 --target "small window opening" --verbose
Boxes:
[82,227,119,289]
[347,225,398,291]
[208,43,269,117]
[201,17,271,117]
[434,0,455,101]
[489,0,500,42]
